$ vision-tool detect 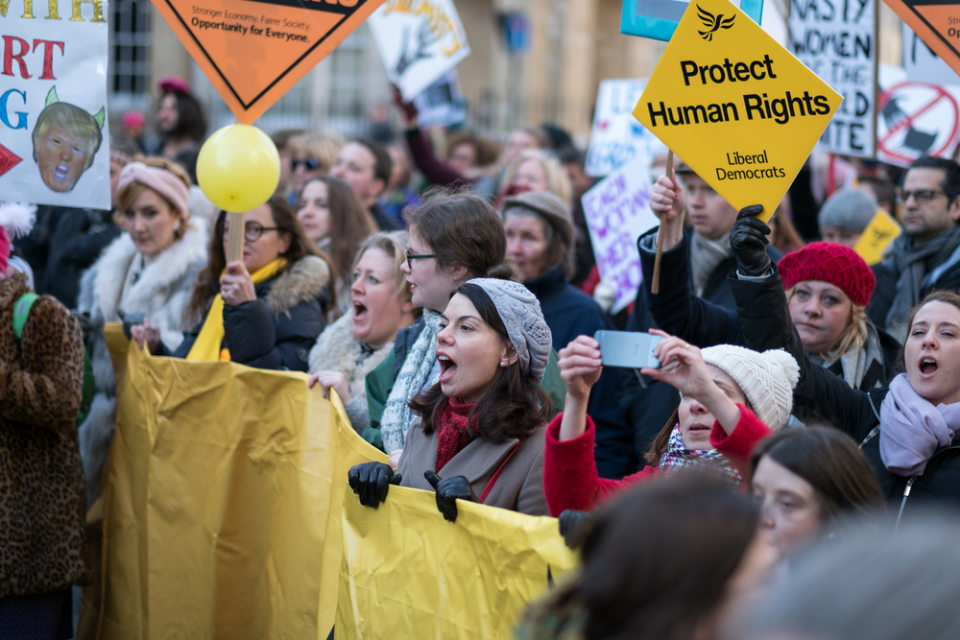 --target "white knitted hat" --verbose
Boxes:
[700,345,799,431]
